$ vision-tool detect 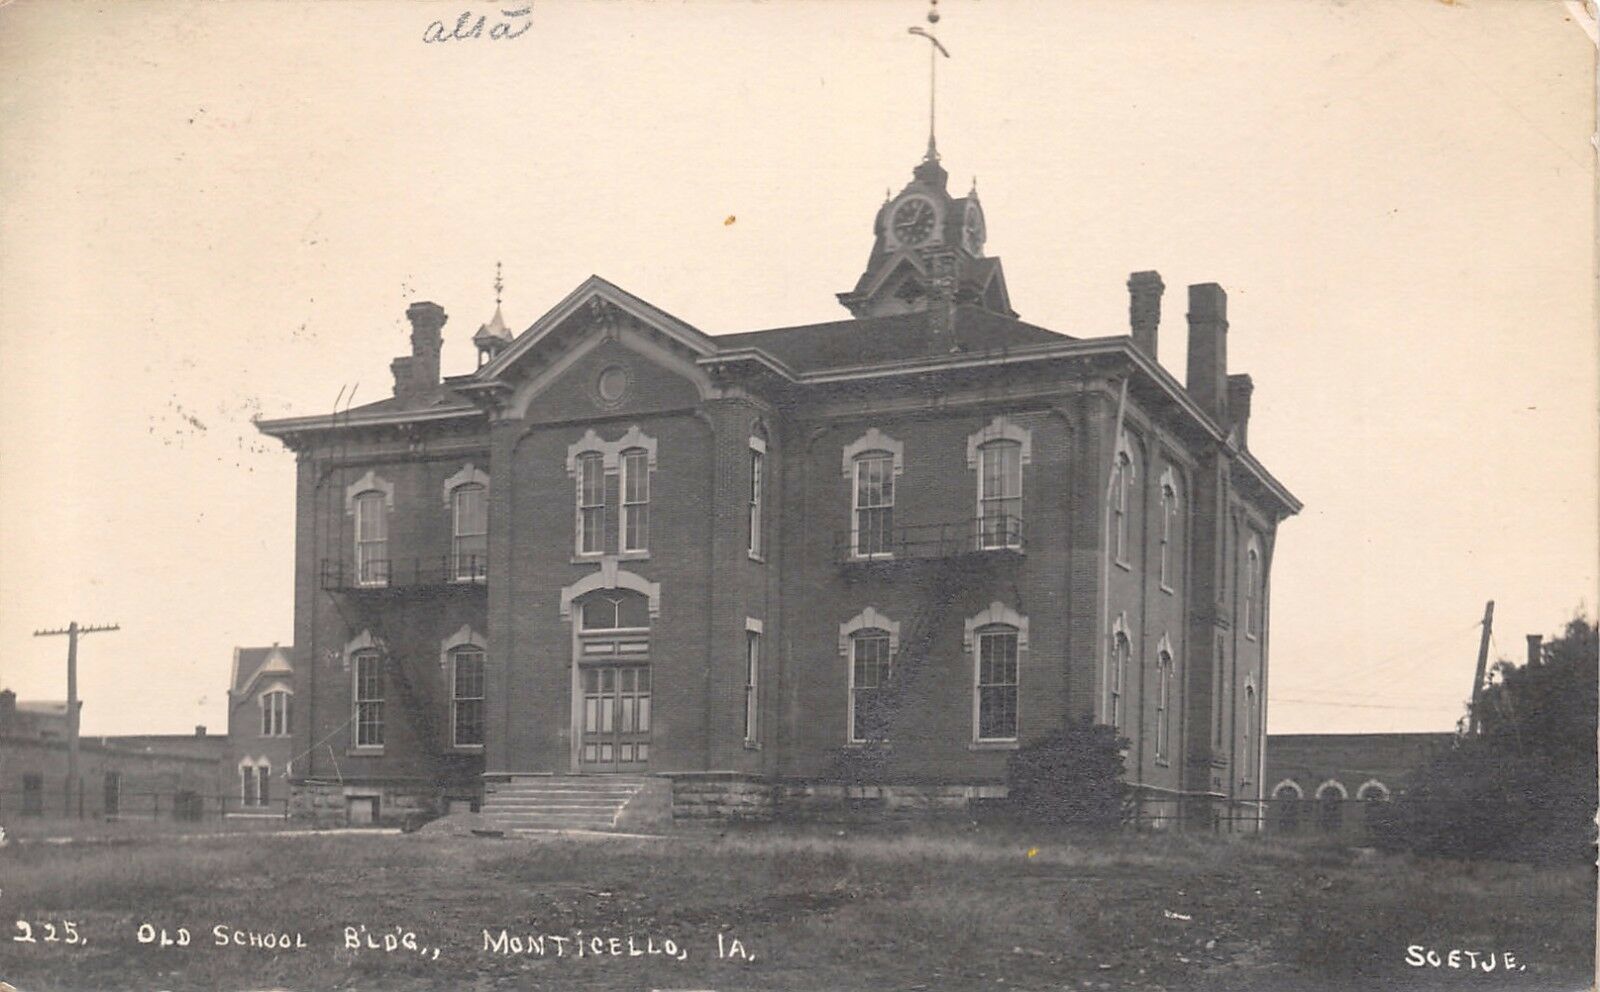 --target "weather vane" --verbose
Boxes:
[908,0,950,161]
